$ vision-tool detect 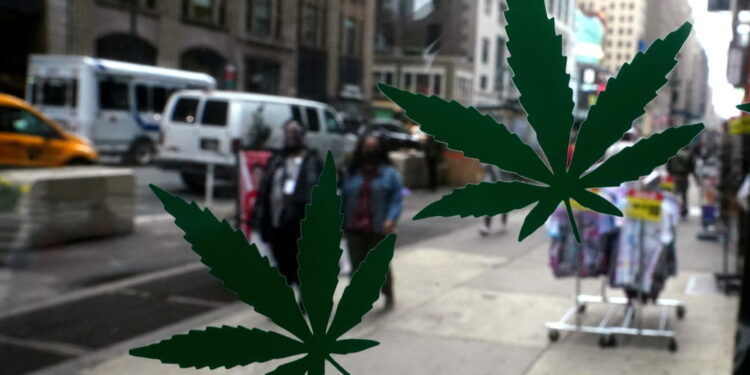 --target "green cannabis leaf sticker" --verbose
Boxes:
[380,0,704,242]
[130,152,396,374]
[738,103,750,112]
